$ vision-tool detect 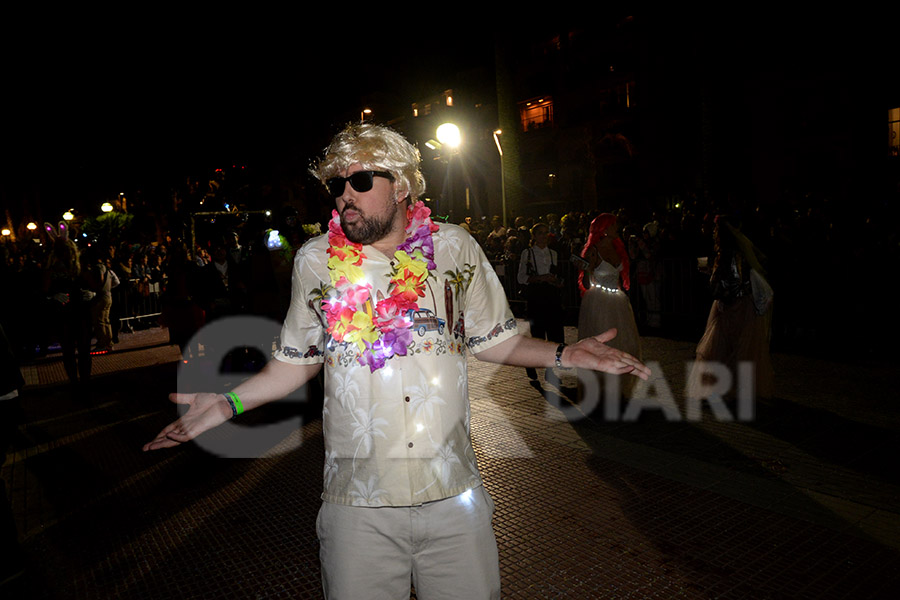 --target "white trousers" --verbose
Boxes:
[316,486,501,600]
